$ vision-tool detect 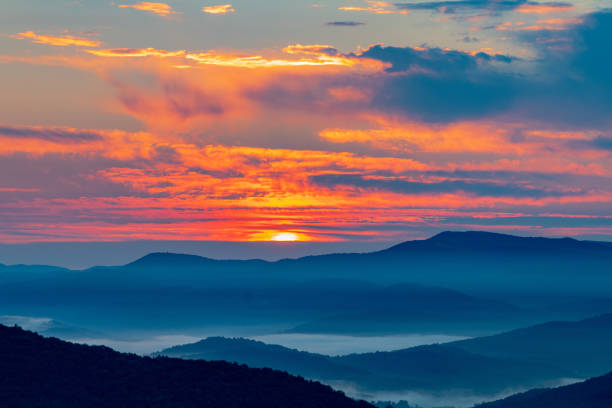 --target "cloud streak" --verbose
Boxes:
[202,4,236,14]
[326,21,366,26]
[340,1,411,15]
[10,31,101,47]
[1,7,612,242]
[87,48,185,58]
[394,0,574,15]
[118,2,177,17]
